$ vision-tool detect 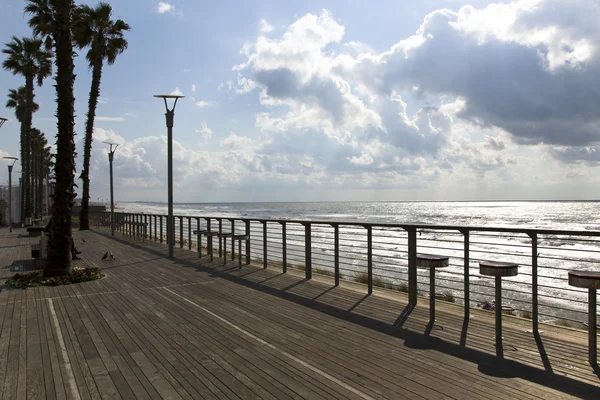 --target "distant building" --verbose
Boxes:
[0,184,21,225]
